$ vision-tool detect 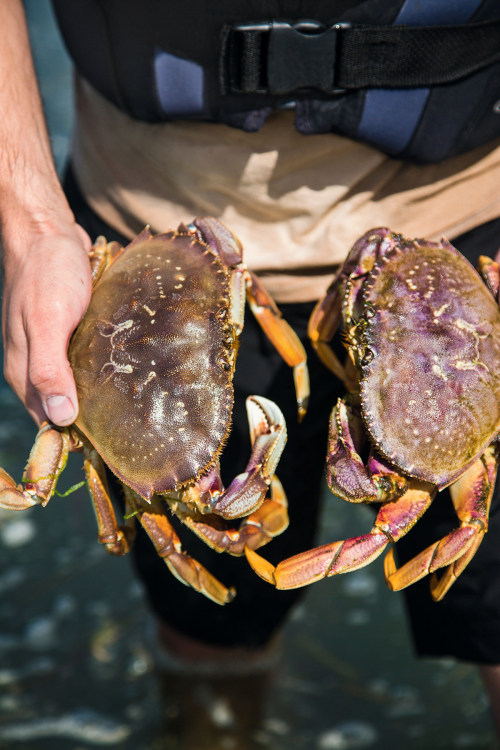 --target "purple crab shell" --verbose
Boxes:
[359,237,500,489]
